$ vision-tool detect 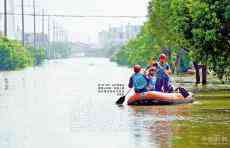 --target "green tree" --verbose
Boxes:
[112,23,160,67]
[0,37,33,70]
[114,0,230,81]
[169,0,230,80]
[0,37,45,70]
